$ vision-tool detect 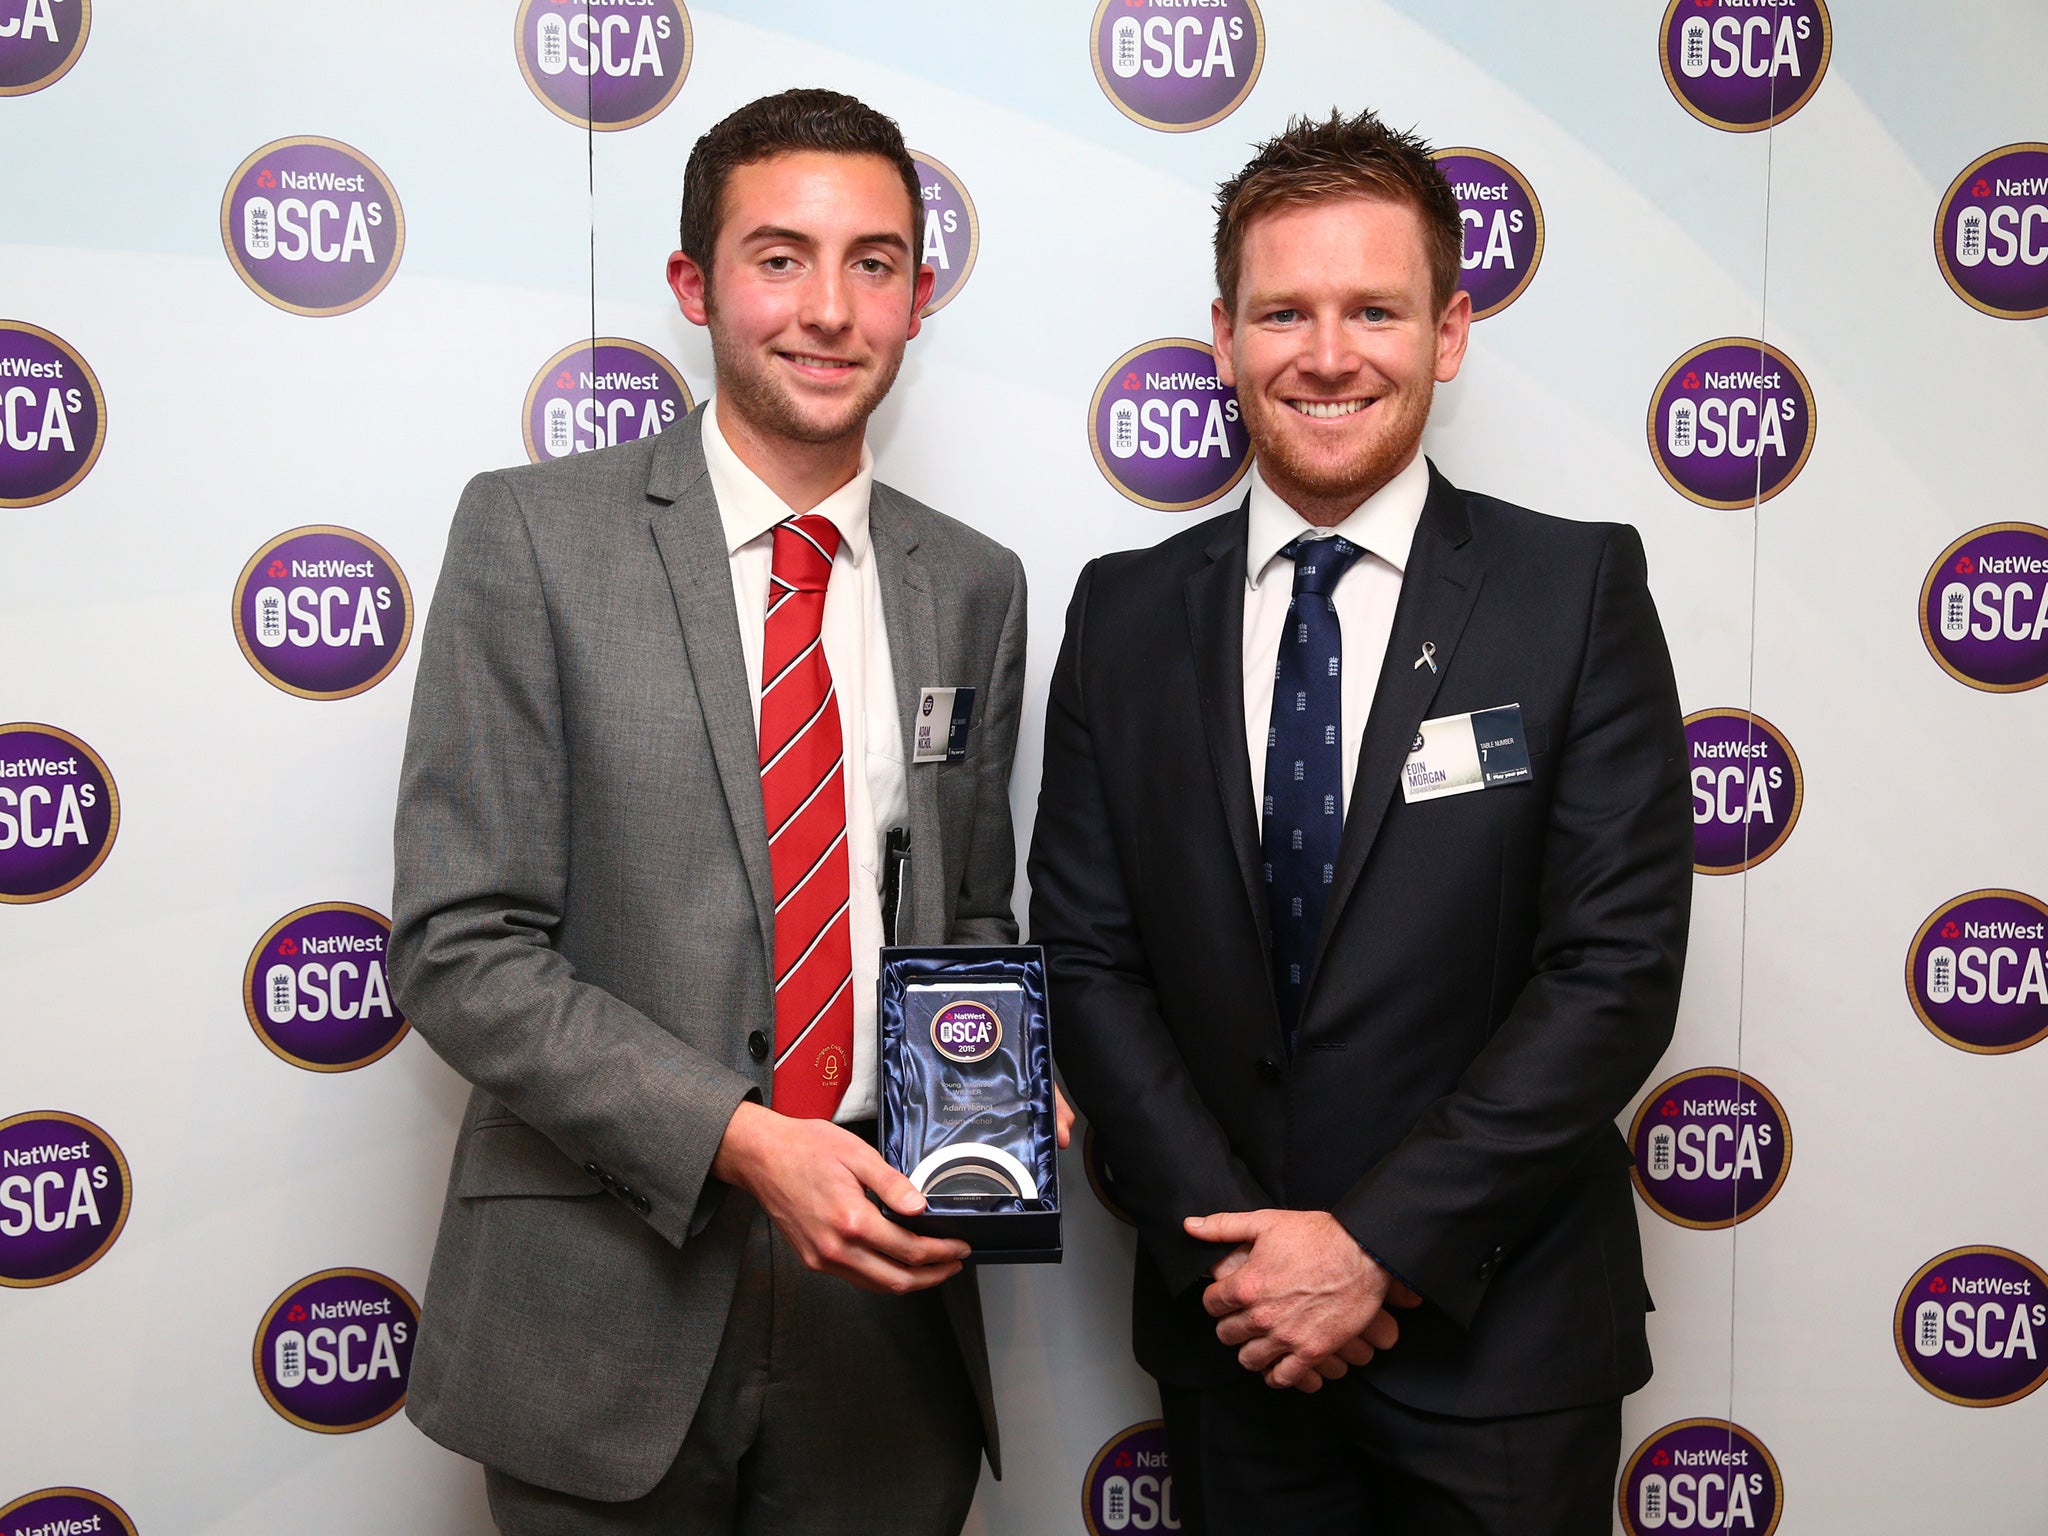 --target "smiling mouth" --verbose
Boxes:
[782,352,858,373]
[1288,398,1372,420]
